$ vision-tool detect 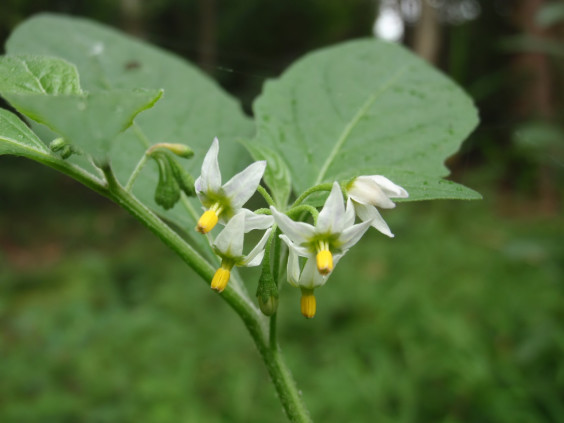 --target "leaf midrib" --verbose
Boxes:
[314,66,408,185]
